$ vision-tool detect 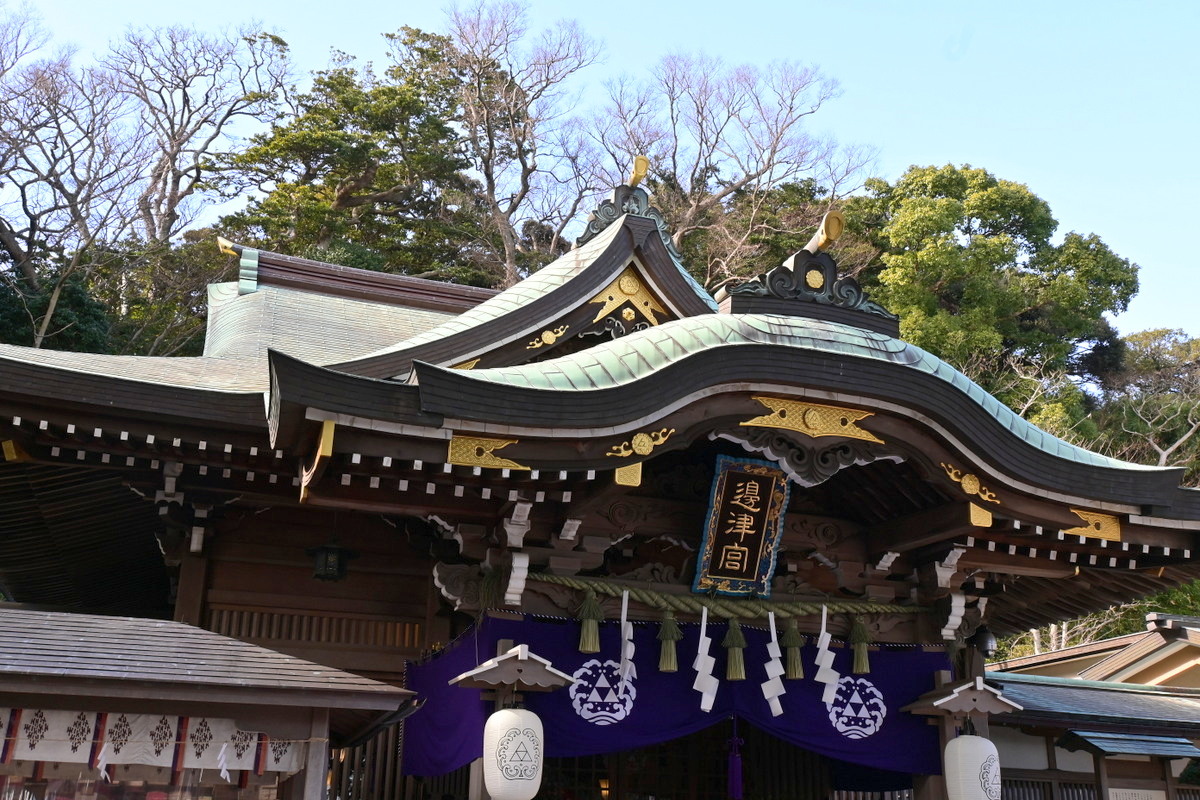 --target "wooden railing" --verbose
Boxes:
[330,725,410,800]
[205,603,422,649]
[1003,778,1096,800]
